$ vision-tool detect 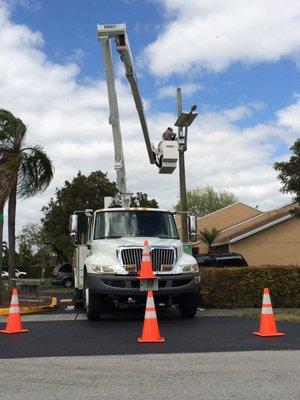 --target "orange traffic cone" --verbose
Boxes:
[253,288,284,337]
[138,291,165,343]
[138,240,156,280]
[0,288,29,334]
